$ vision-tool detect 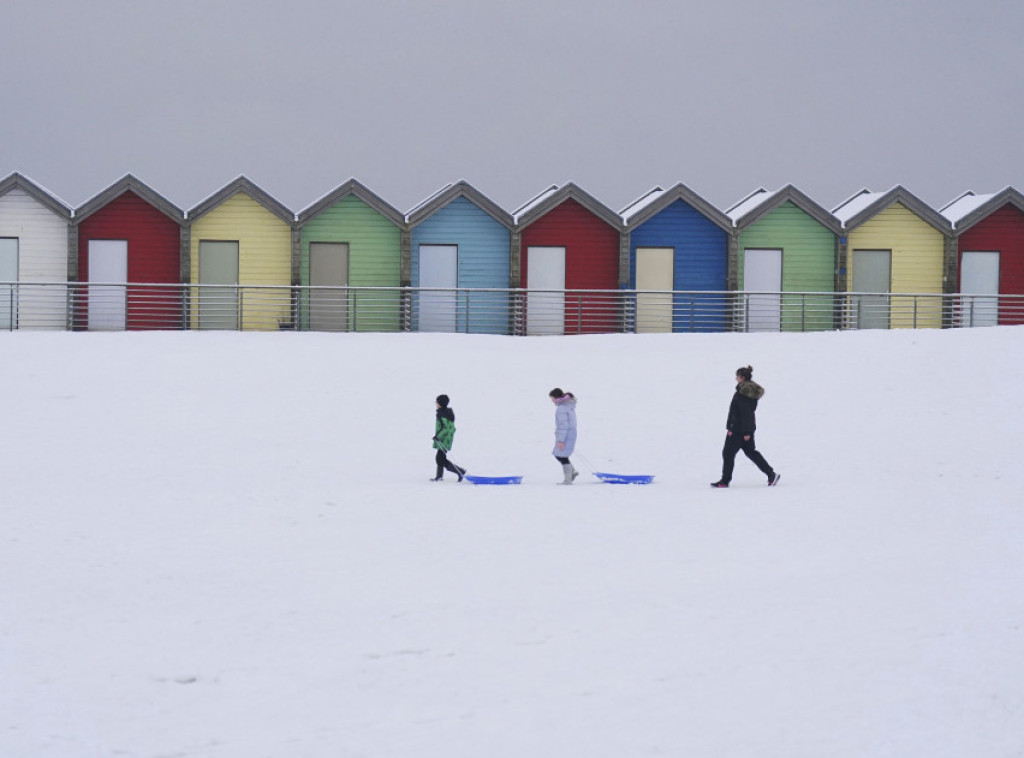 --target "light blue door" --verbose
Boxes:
[88,240,128,330]
[418,245,458,332]
[960,251,999,327]
[743,248,782,332]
